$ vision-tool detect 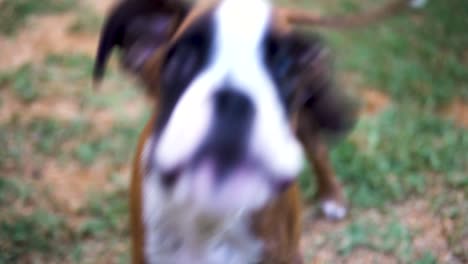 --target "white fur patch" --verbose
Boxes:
[320,199,347,220]
[410,0,427,8]
[143,170,263,264]
[155,71,217,172]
